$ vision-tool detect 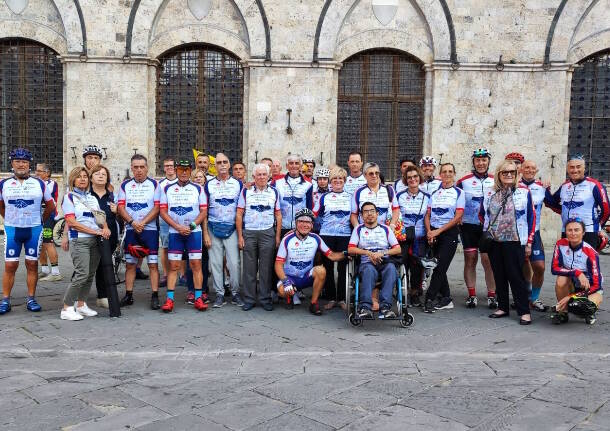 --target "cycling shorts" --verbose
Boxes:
[530,231,545,262]
[124,229,159,264]
[4,225,43,262]
[168,231,202,261]
[460,223,483,252]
